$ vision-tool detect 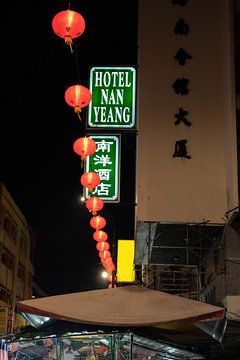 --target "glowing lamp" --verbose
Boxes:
[73,137,96,161]
[81,172,100,192]
[52,10,85,51]
[96,241,110,252]
[86,196,103,215]
[99,250,111,260]
[93,230,108,242]
[90,215,106,230]
[65,85,92,118]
